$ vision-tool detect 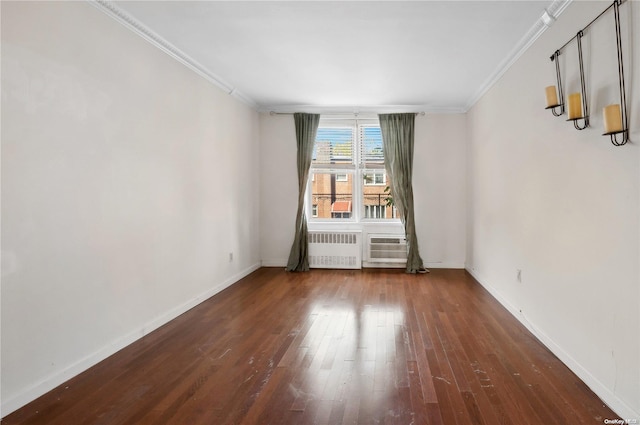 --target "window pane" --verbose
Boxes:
[361,125,384,168]
[310,172,353,219]
[313,127,354,166]
[363,170,397,219]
